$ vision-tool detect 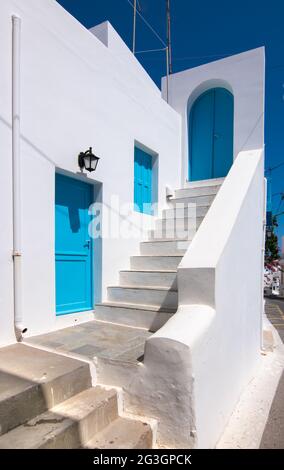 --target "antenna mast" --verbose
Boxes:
[133,0,137,53]
[166,0,173,74]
